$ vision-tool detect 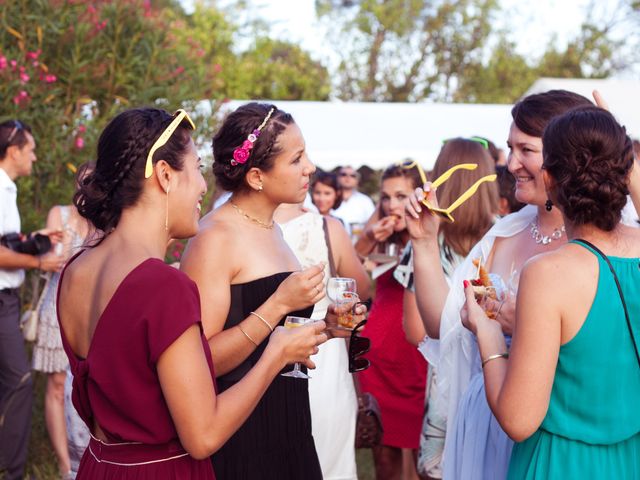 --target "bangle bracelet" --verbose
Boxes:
[237,324,258,346]
[250,311,273,333]
[481,352,509,368]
